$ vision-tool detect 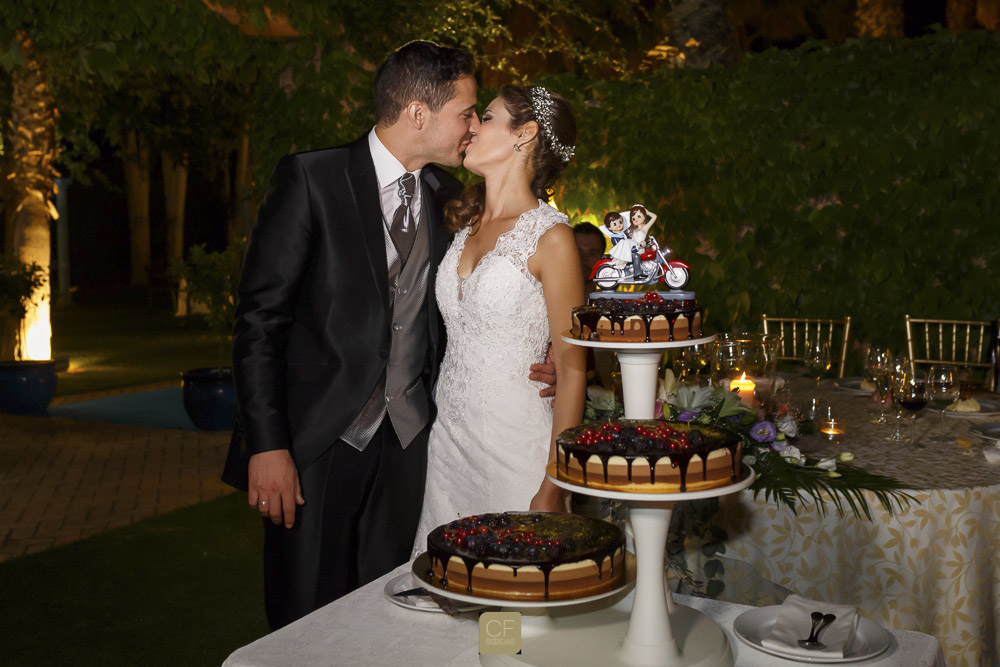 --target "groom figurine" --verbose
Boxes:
[222,41,554,630]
